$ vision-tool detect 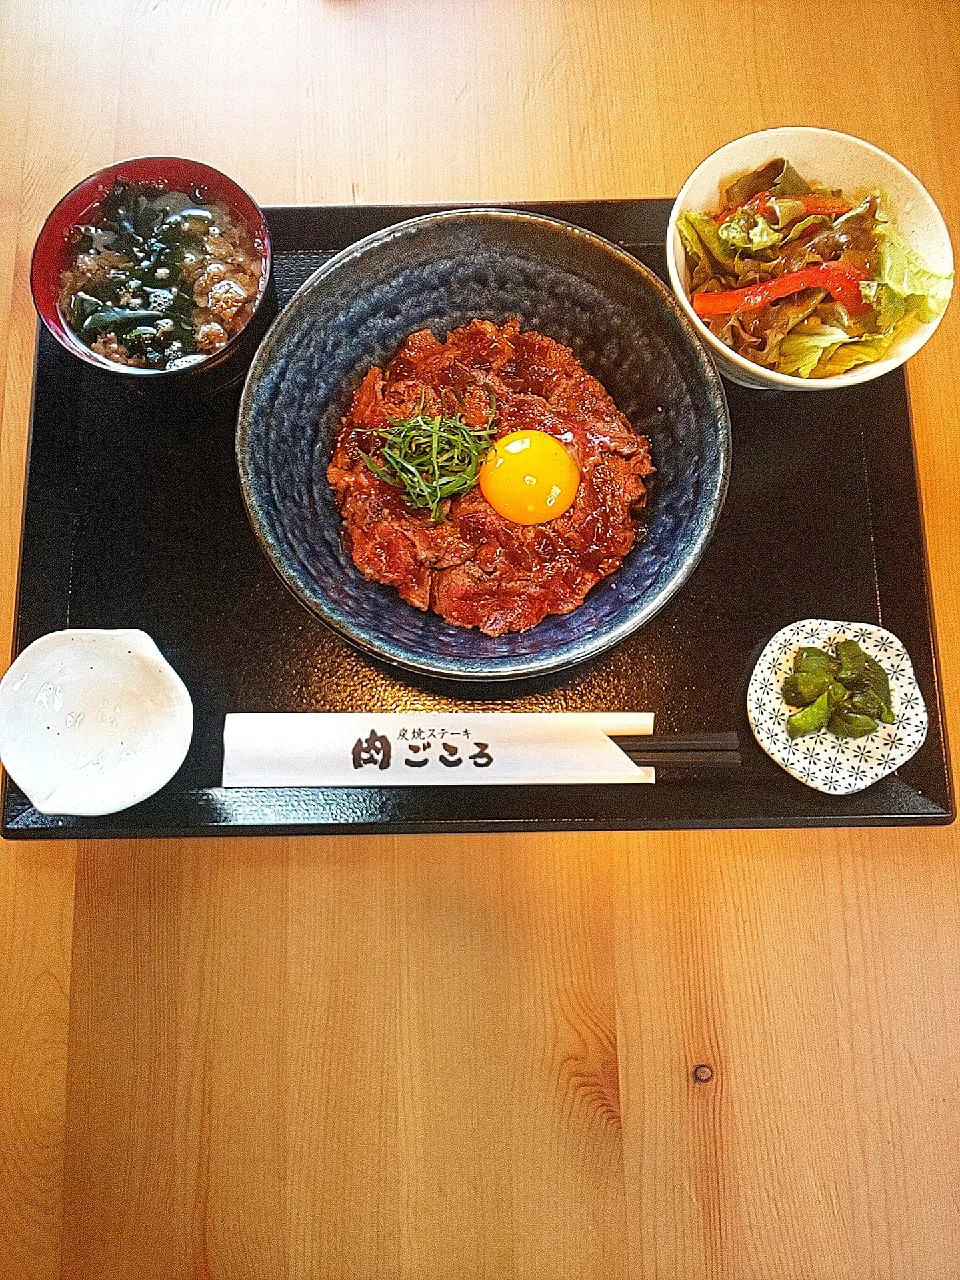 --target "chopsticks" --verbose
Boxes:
[610,731,741,772]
